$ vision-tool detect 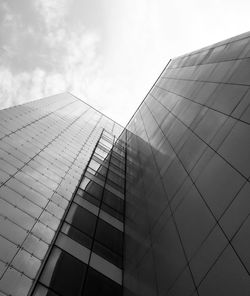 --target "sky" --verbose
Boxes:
[0,0,250,126]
